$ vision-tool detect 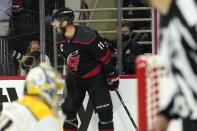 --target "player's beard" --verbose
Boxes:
[58,22,72,36]
[57,27,66,35]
